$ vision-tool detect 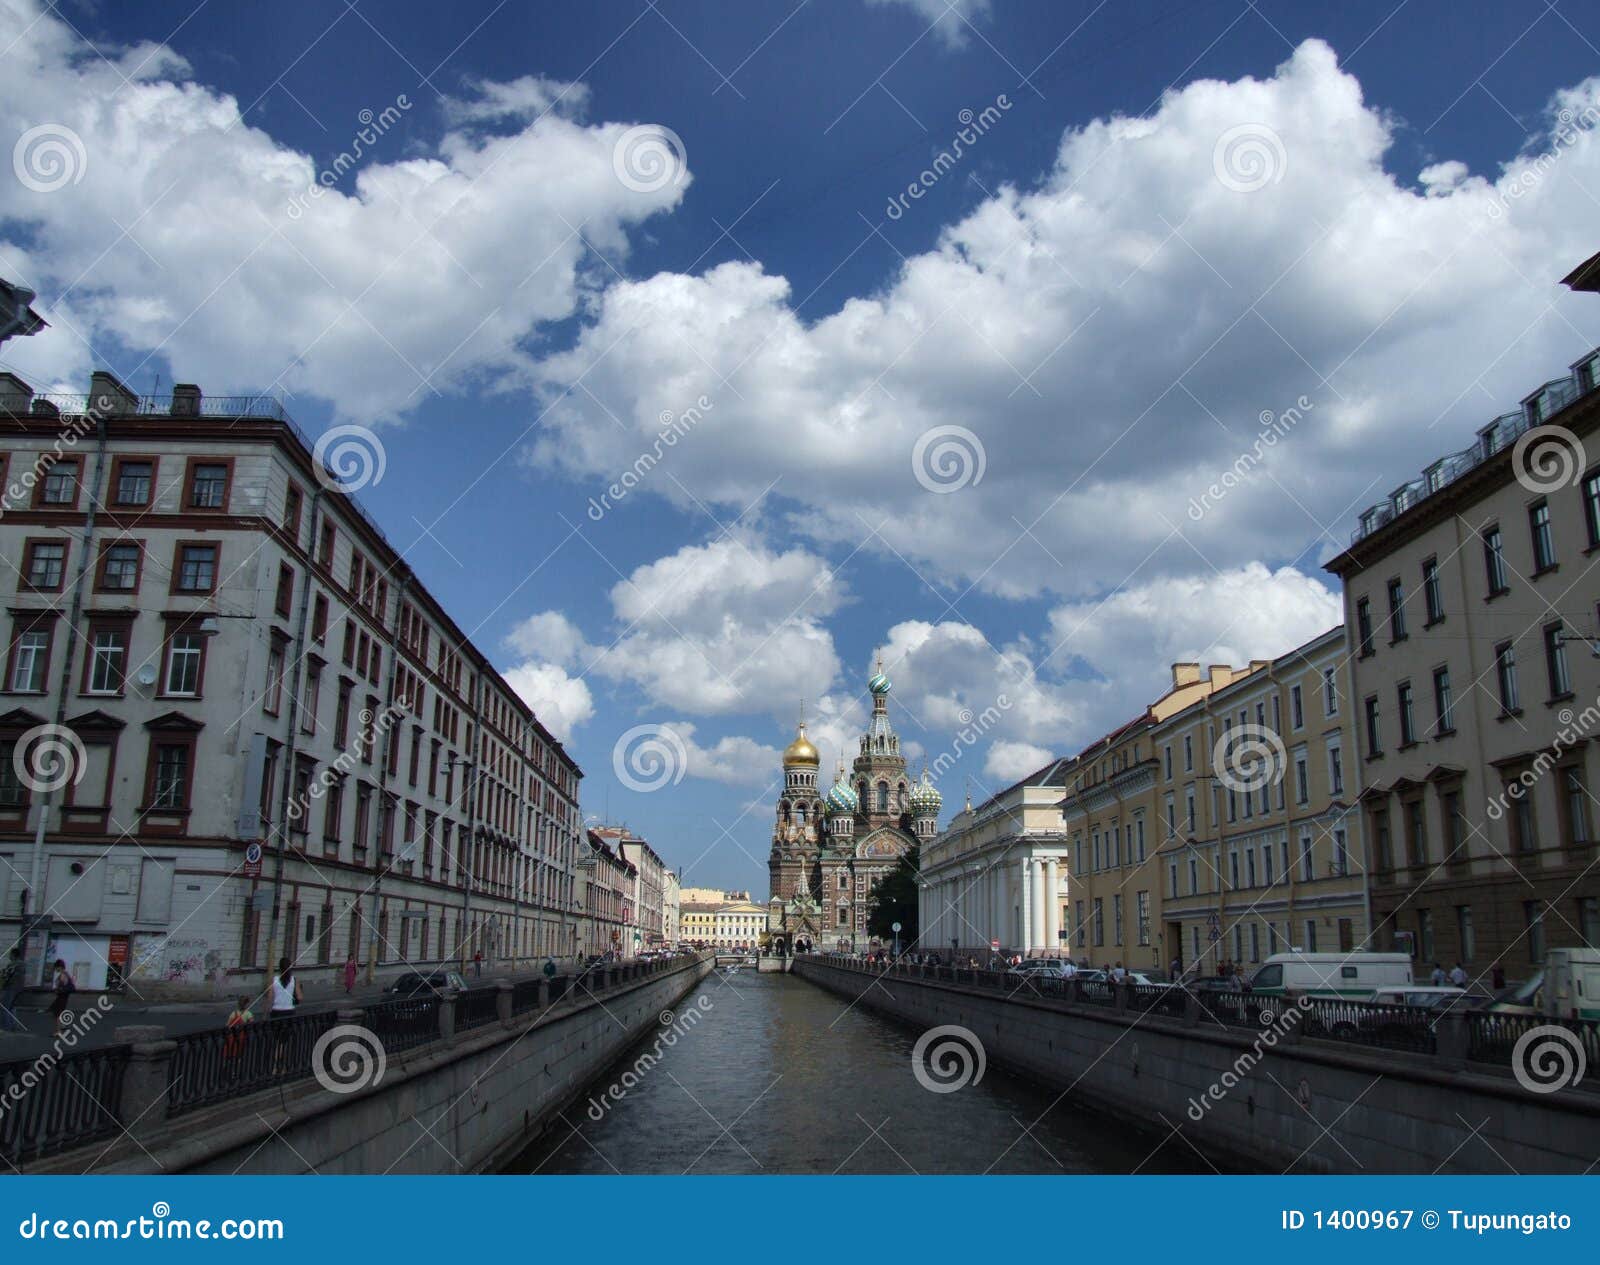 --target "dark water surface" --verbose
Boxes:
[508,967,1209,1174]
